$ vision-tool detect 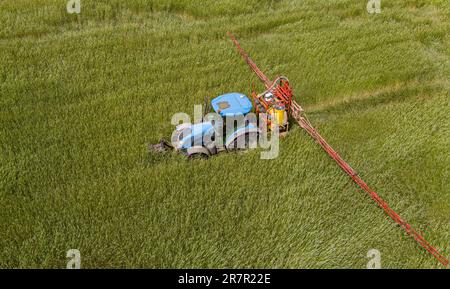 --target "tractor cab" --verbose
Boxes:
[211,92,253,117]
